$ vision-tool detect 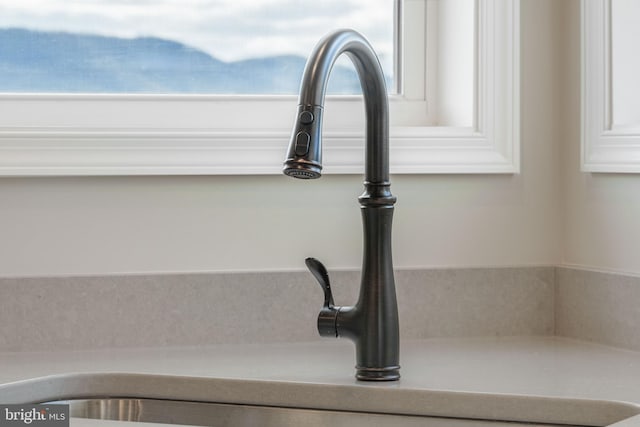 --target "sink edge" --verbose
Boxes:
[0,372,638,427]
